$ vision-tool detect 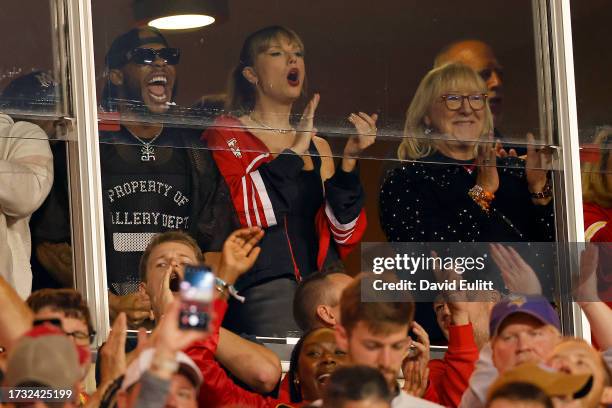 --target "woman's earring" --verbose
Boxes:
[424,127,433,136]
